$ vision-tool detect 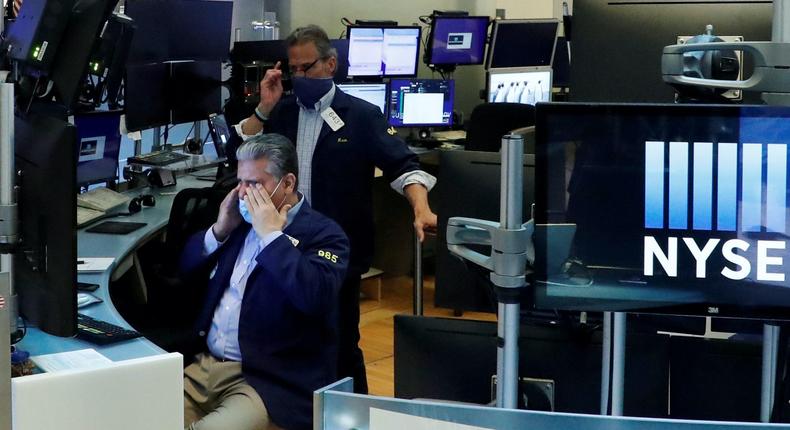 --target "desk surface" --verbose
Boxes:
[18,175,213,361]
